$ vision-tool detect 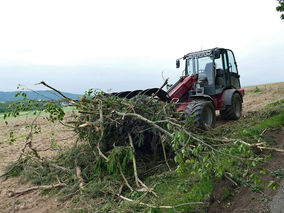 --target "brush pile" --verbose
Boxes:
[72,93,183,175]
[4,82,269,212]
